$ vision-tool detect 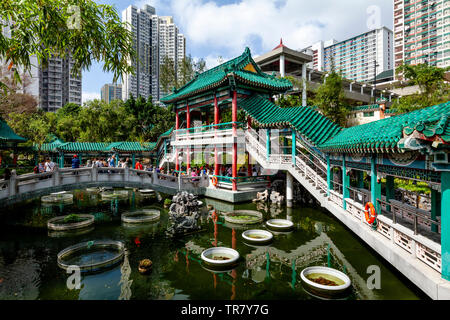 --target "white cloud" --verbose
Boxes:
[138,0,393,57]
[82,92,101,104]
